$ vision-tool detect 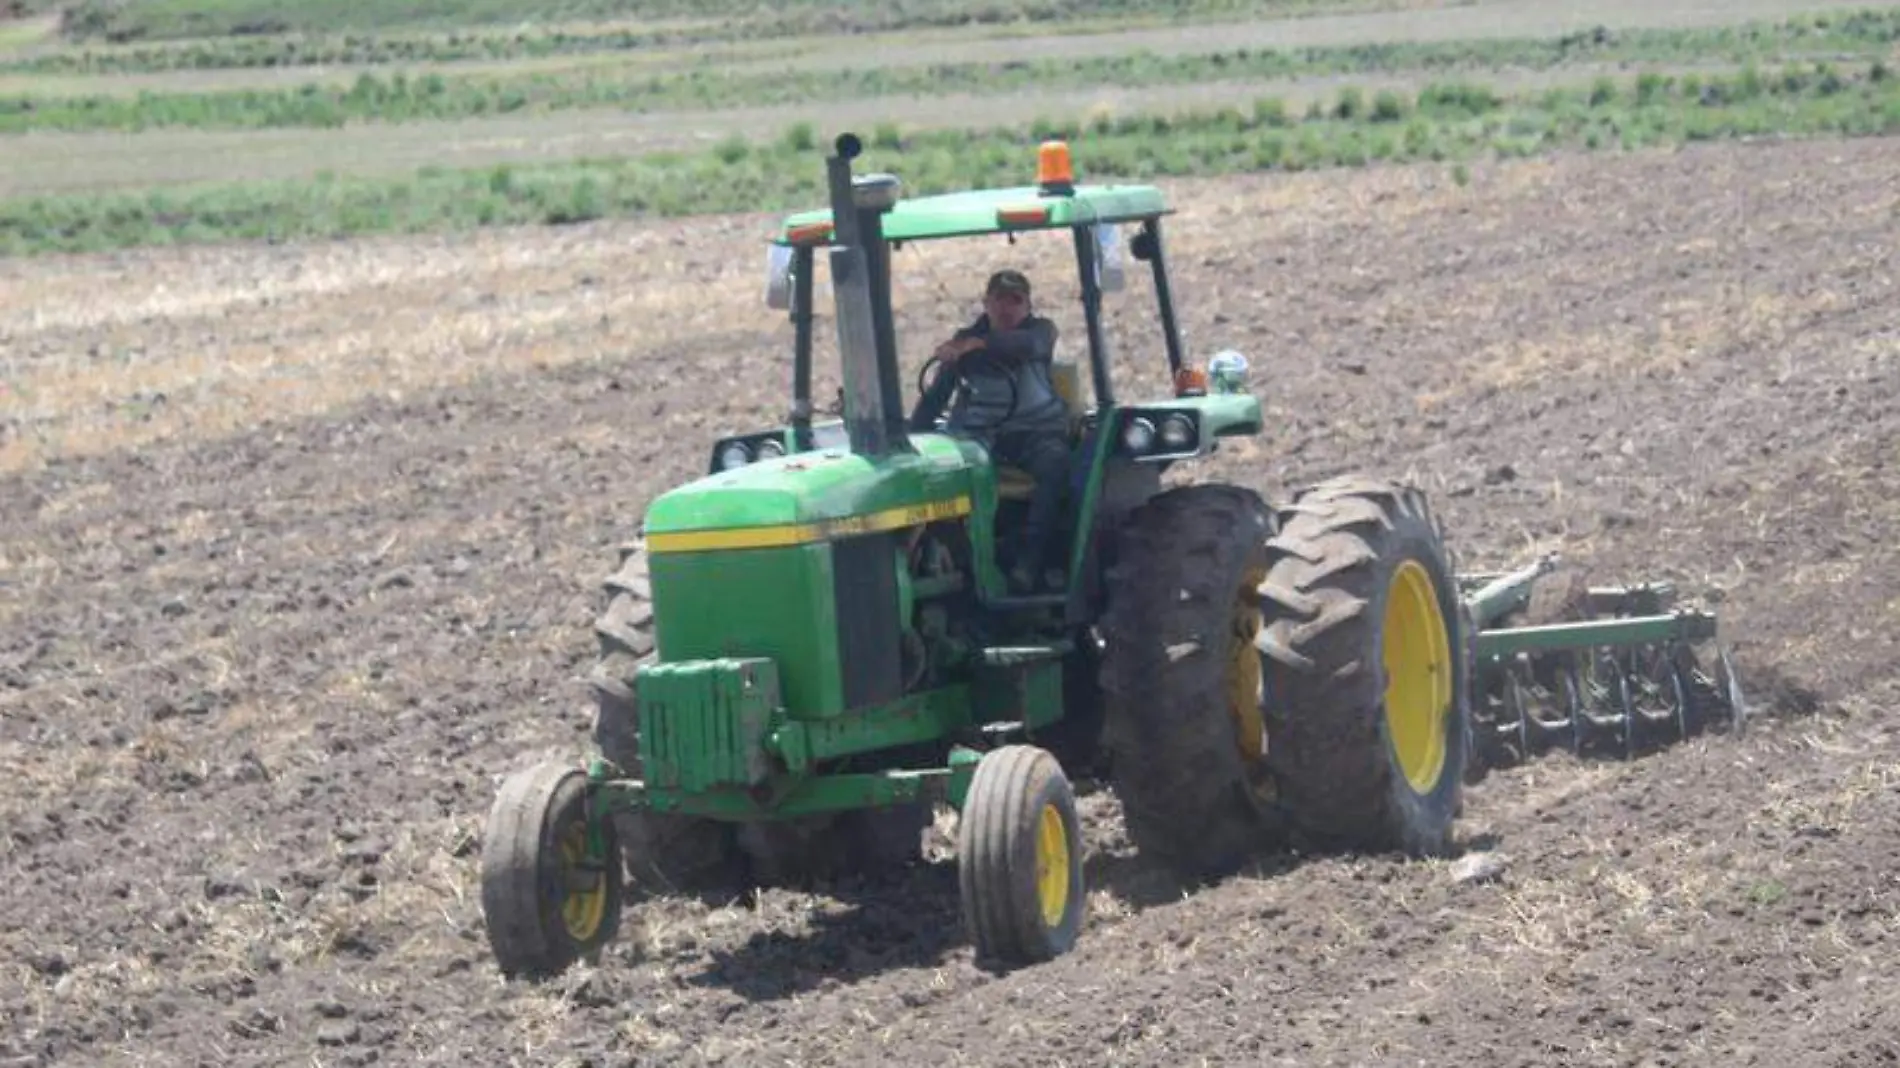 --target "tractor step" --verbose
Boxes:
[984,591,1069,611]
[980,642,1072,666]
